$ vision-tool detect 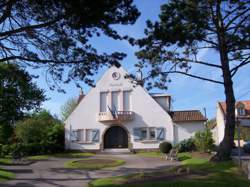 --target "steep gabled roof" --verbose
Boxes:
[170,110,207,122]
[218,100,250,119]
